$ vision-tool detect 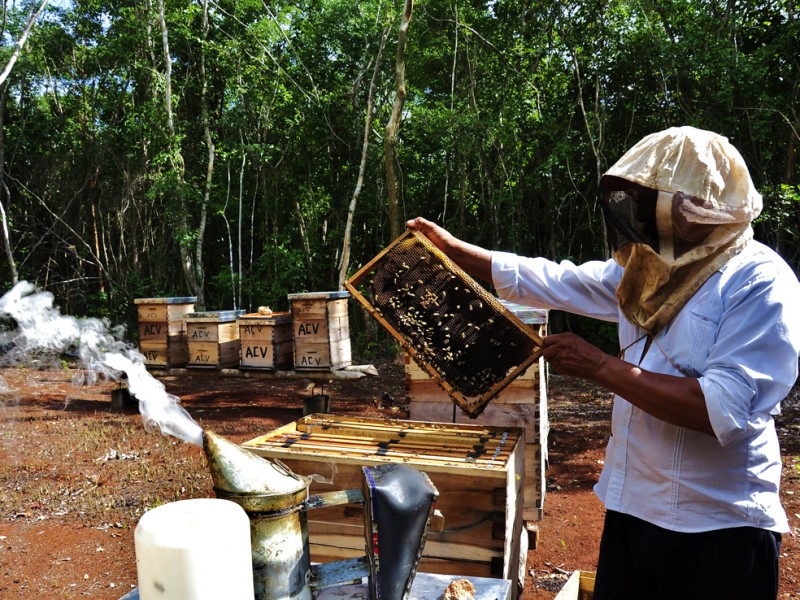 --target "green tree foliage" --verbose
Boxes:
[0,0,797,351]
